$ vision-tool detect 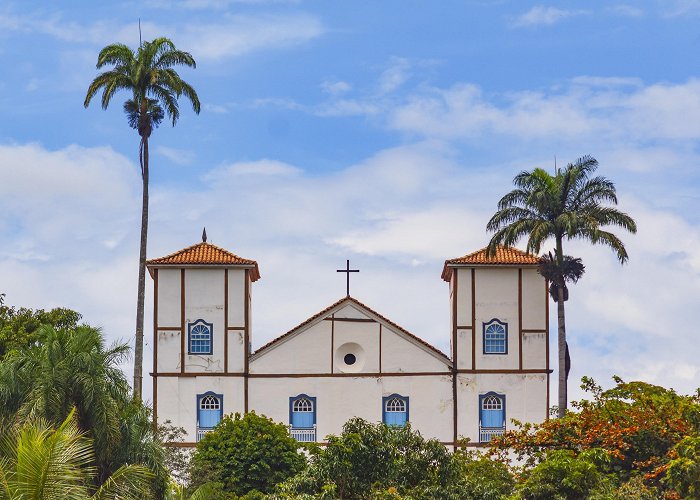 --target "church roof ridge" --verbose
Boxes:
[252,295,451,364]
[441,245,539,281]
[147,241,260,281]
